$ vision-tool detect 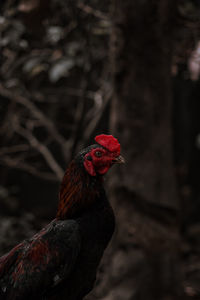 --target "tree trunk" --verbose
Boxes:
[105,1,183,299]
